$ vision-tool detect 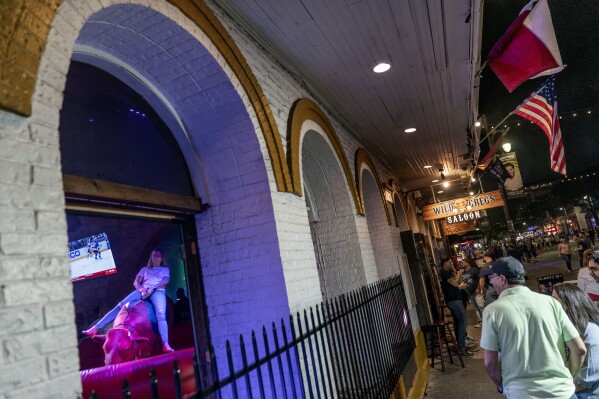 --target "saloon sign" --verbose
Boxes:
[422,190,505,222]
